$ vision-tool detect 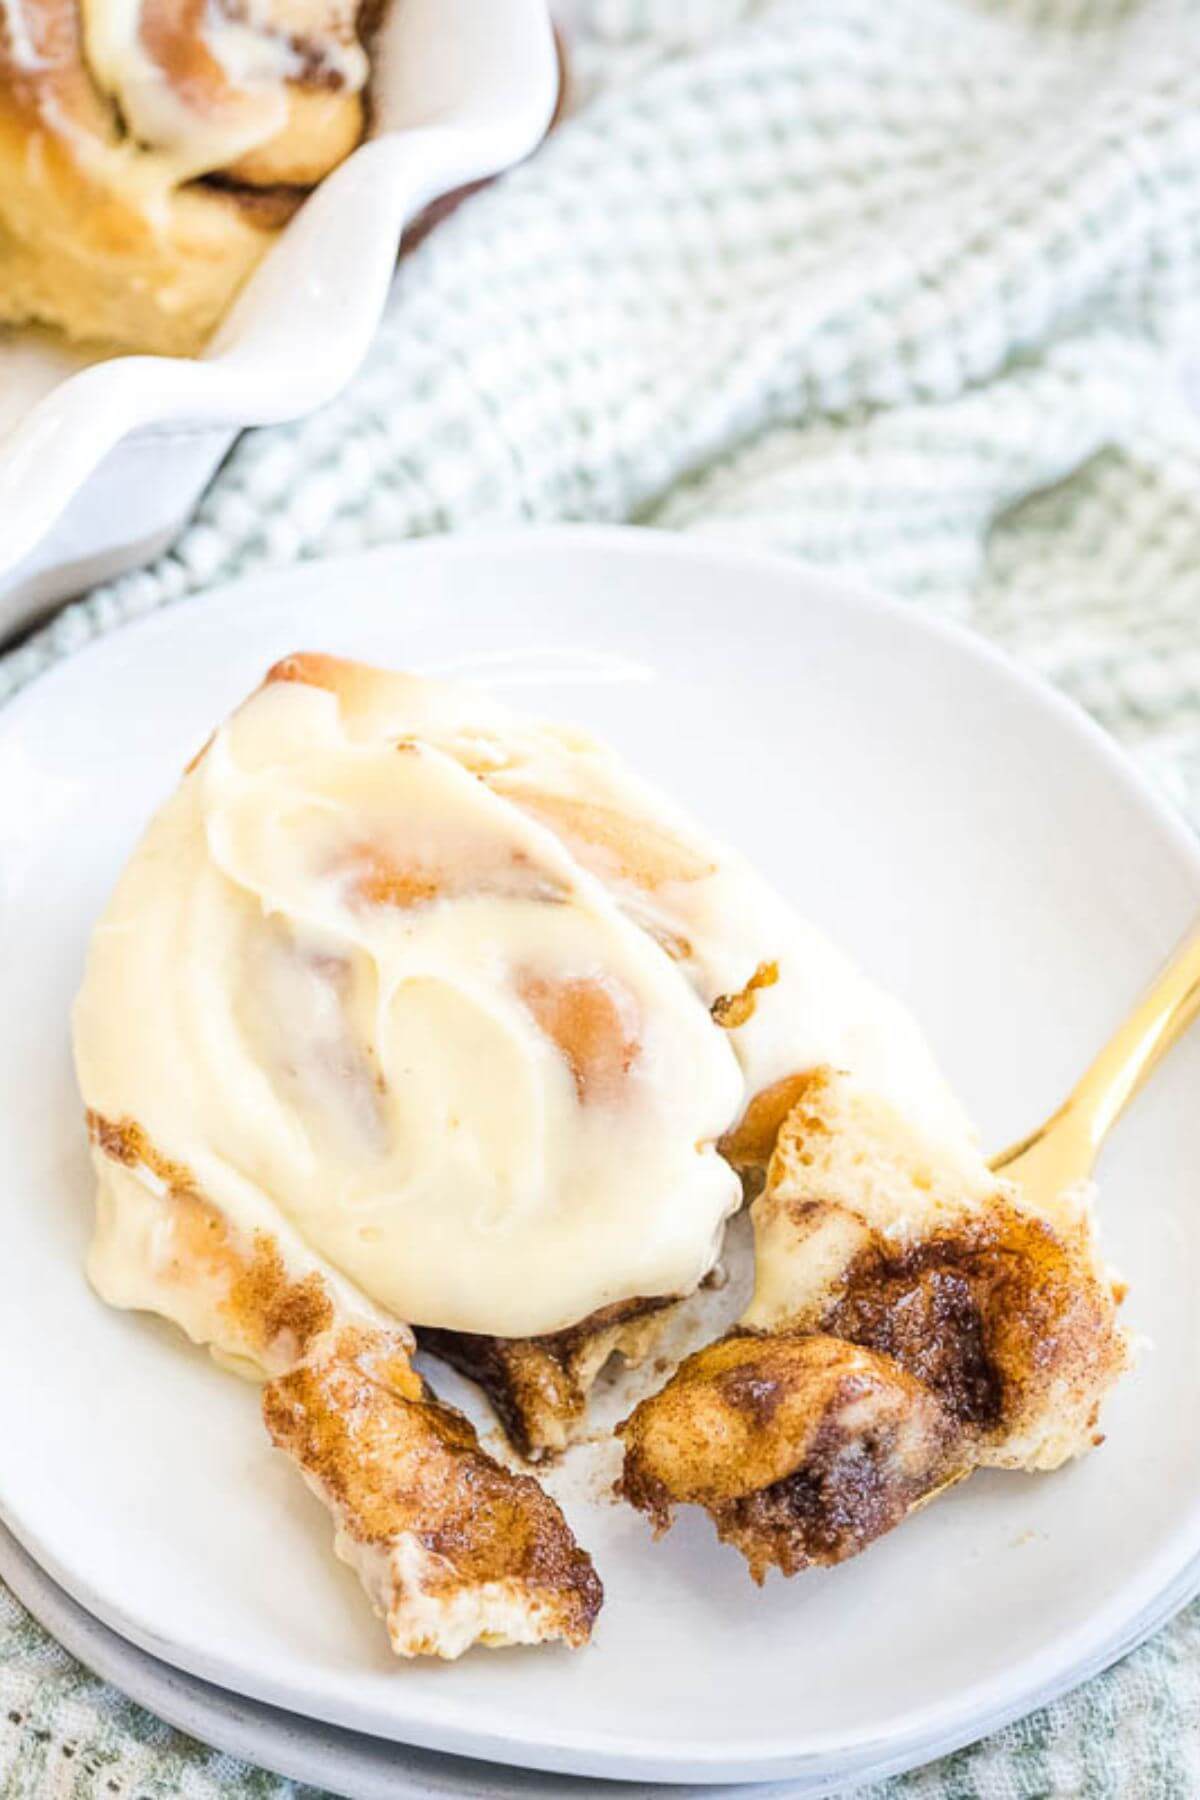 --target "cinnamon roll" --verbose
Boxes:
[73,655,980,1470]
[0,0,376,353]
[73,654,1133,1639]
